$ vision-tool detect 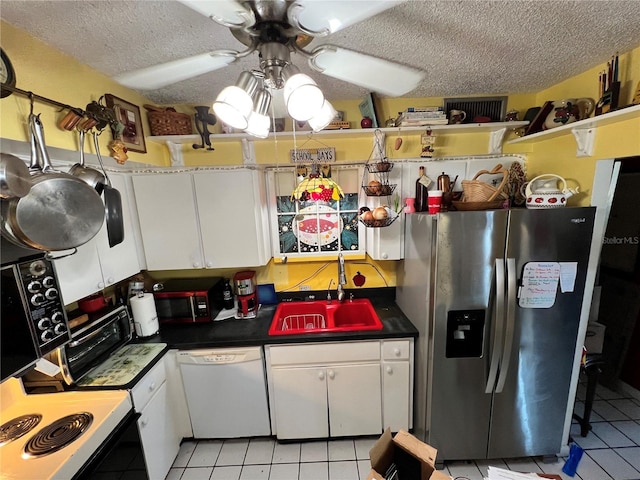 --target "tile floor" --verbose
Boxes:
[165,380,640,480]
